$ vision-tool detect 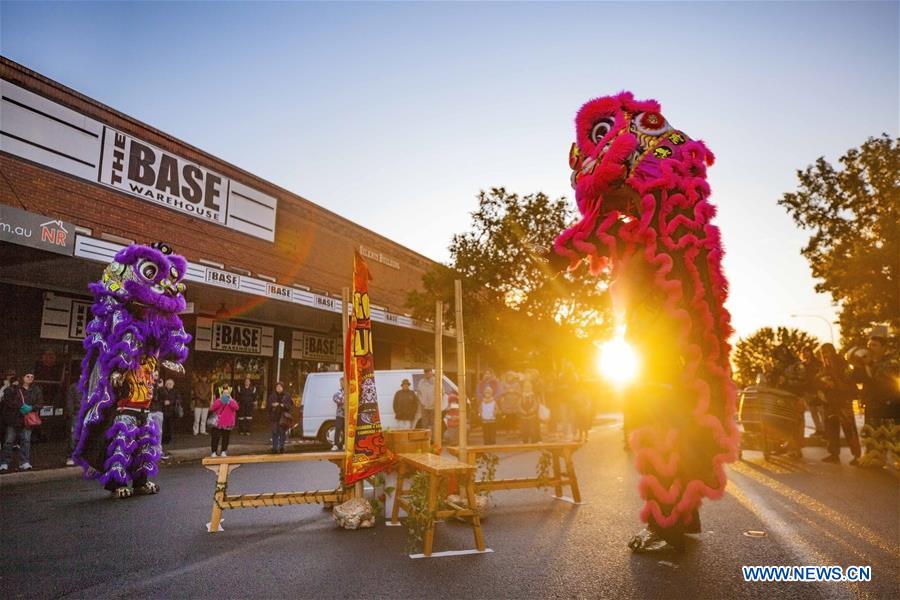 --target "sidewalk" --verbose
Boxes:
[0,426,326,486]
